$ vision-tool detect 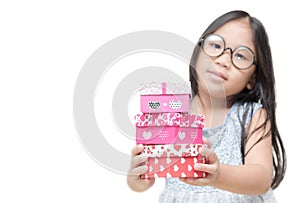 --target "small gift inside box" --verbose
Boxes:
[141,144,206,178]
